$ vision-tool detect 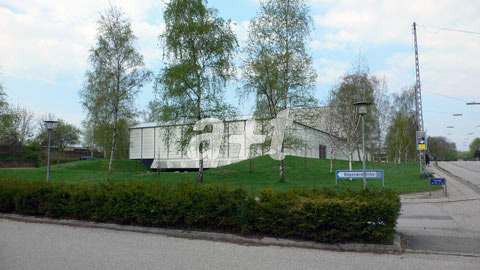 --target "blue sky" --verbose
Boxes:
[0,0,479,151]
